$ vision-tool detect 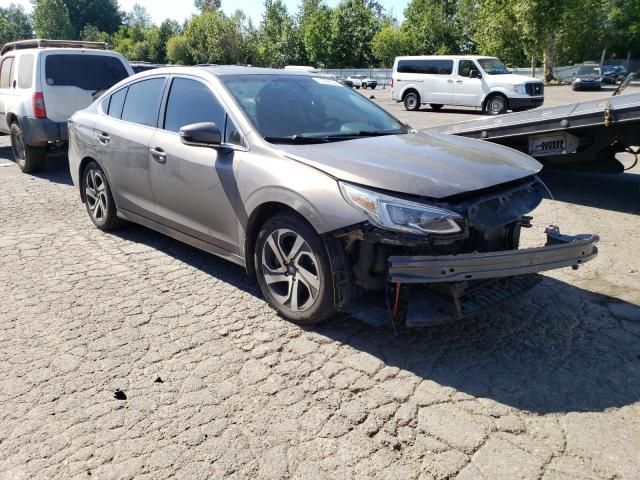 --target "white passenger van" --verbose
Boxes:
[391,55,544,115]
